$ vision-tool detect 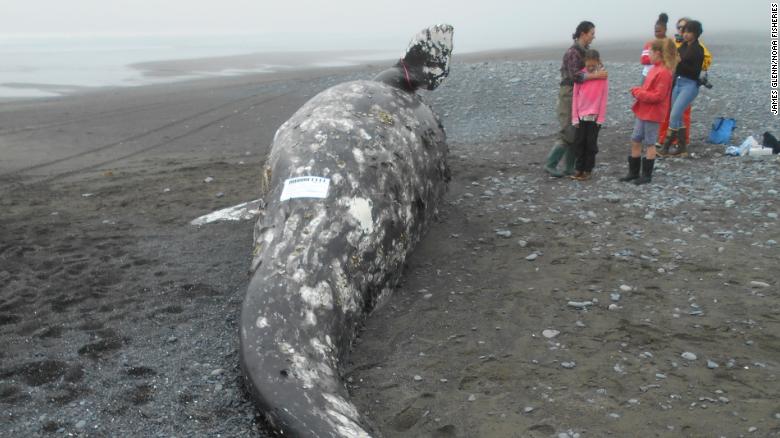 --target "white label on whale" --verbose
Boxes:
[280,177,330,201]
